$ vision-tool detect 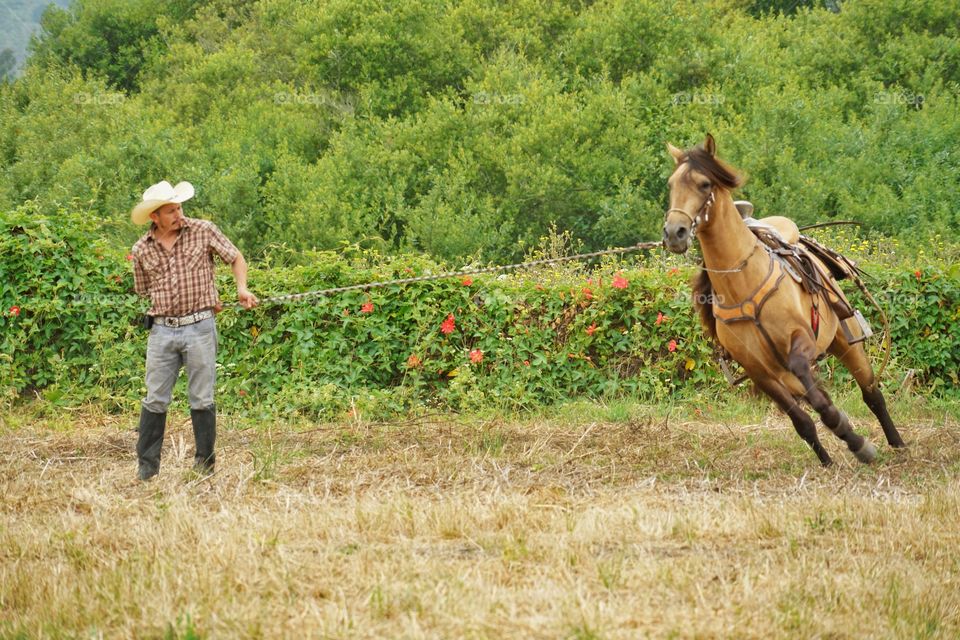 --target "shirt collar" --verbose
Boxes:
[147,217,193,242]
